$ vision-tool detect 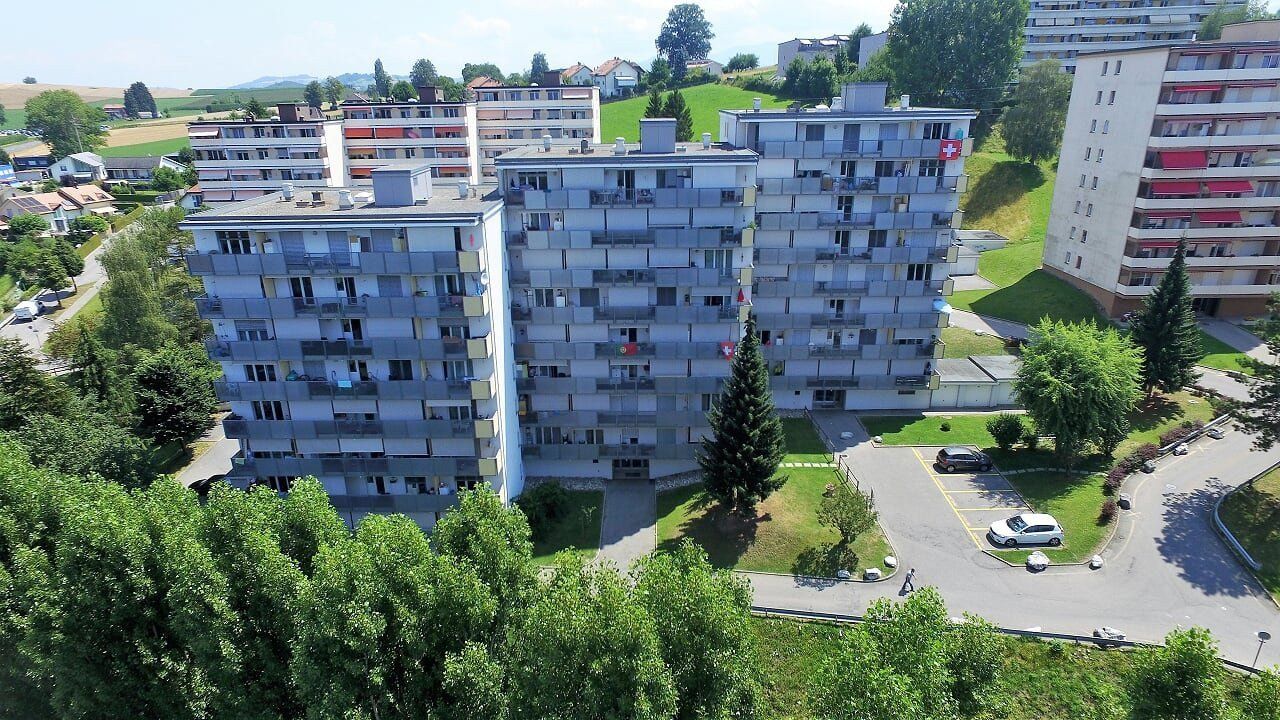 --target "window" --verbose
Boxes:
[1064,251,1073,264]
[1108,90,1115,105]
[1074,256,1083,269]
[1069,226,1077,239]
[1264,54,1280,69]
[1090,119,1097,133]
[1095,90,1103,105]
[1086,203,1093,217]
[263,477,294,493]
[1084,147,1092,161]
[917,159,944,177]
[251,401,286,421]
[243,364,276,381]
[1074,200,1081,214]
[1096,148,1104,163]
[923,122,951,140]
[1115,60,1122,75]
[1079,174,1087,188]
[1081,229,1088,243]
[906,263,932,281]
[868,229,888,248]
[532,288,564,307]
[1091,176,1099,189]
[217,230,251,254]
[1101,61,1109,75]
[1102,120,1110,134]
[805,124,824,141]
[388,359,413,381]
